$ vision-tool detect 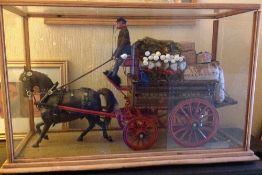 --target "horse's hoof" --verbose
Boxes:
[44,135,49,140]
[32,144,39,148]
[77,137,83,142]
[107,136,113,142]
